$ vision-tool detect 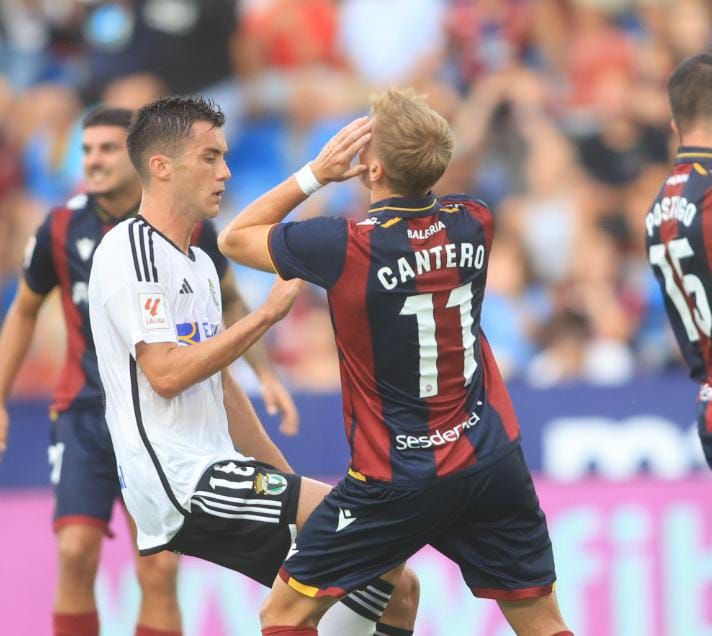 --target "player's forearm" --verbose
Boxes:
[145,307,279,399]
[218,176,308,260]
[222,370,292,472]
[0,303,38,403]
